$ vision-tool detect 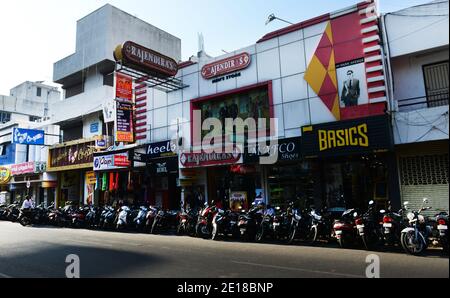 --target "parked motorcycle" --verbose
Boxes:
[401,198,433,255]
[211,209,240,240]
[196,203,218,239]
[116,206,132,230]
[433,211,449,254]
[355,200,384,250]
[237,205,263,242]
[151,209,179,234]
[145,206,160,232]
[177,207,198,236]
[333,208,360,248]
[287,207,313,245]
[380,201,408,247]
[308,207,335,244]
[85,206,102,229]
[99,206,117,230]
